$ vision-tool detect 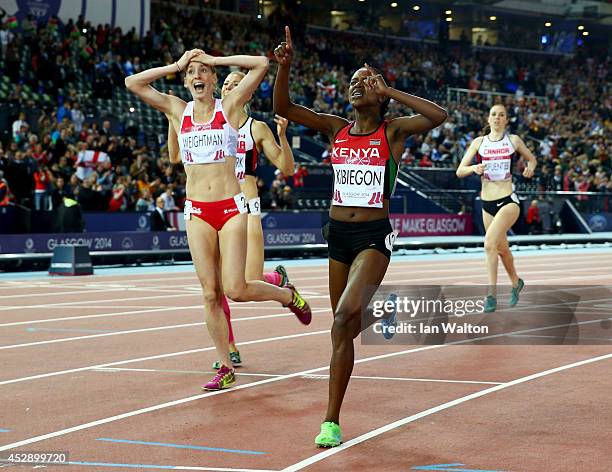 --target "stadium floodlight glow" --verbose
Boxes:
[578,25,584,30]
[489,16,496,21]
[445,10,452,15]
[541,35,548,44]
[544,21,552,27]
[82,28,87,33]
[446,17,452,22]
[257,14,262,18]
[391,2,398,7]
[358,0,366,2]
[413,5,420,11]
[582,31,589,36]
[331,10,345,15]
[129,107,135,113]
